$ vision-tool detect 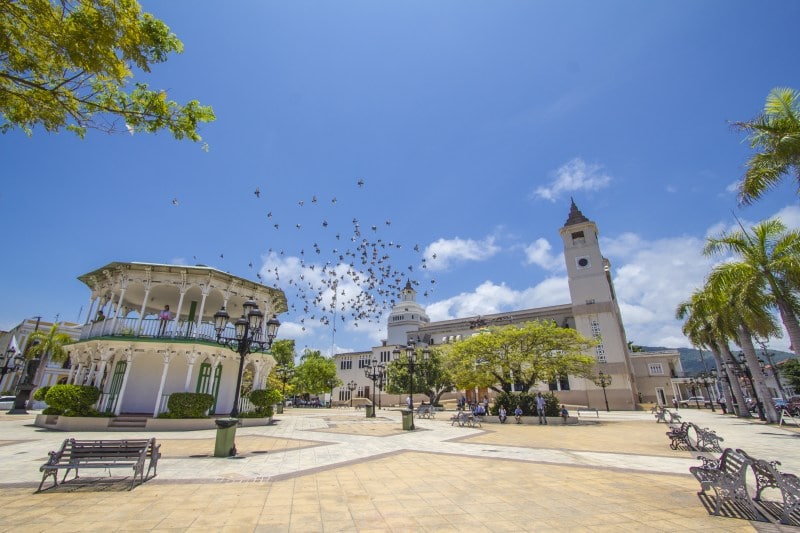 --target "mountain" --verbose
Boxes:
[637,346,795,377]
